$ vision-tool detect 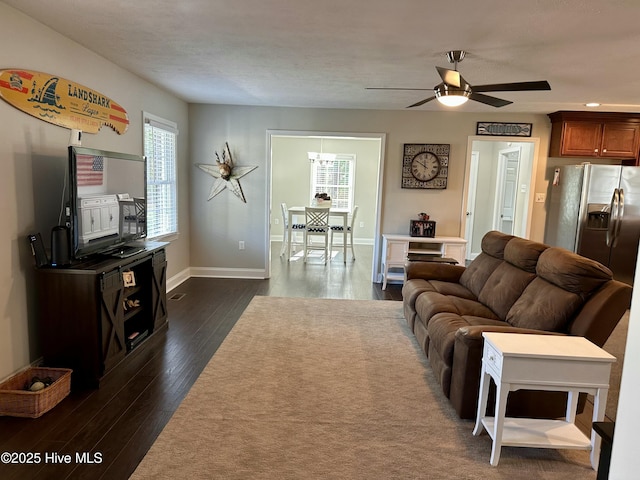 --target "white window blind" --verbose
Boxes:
[144,113,178,238]
[311,154,355,210]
